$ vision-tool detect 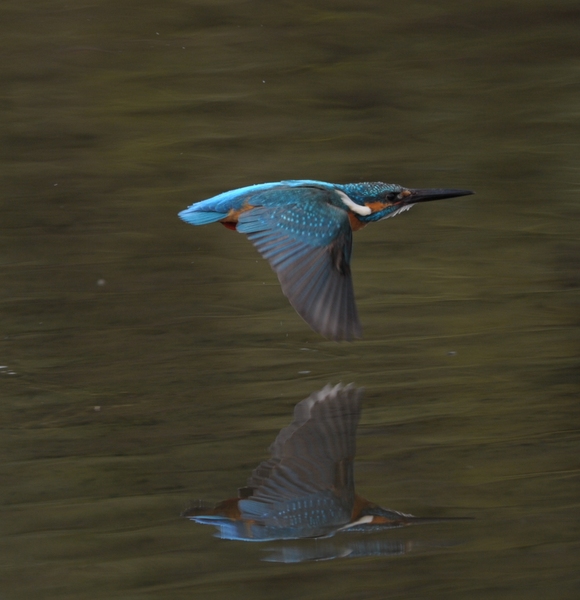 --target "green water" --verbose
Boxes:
[1,0,579,598]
